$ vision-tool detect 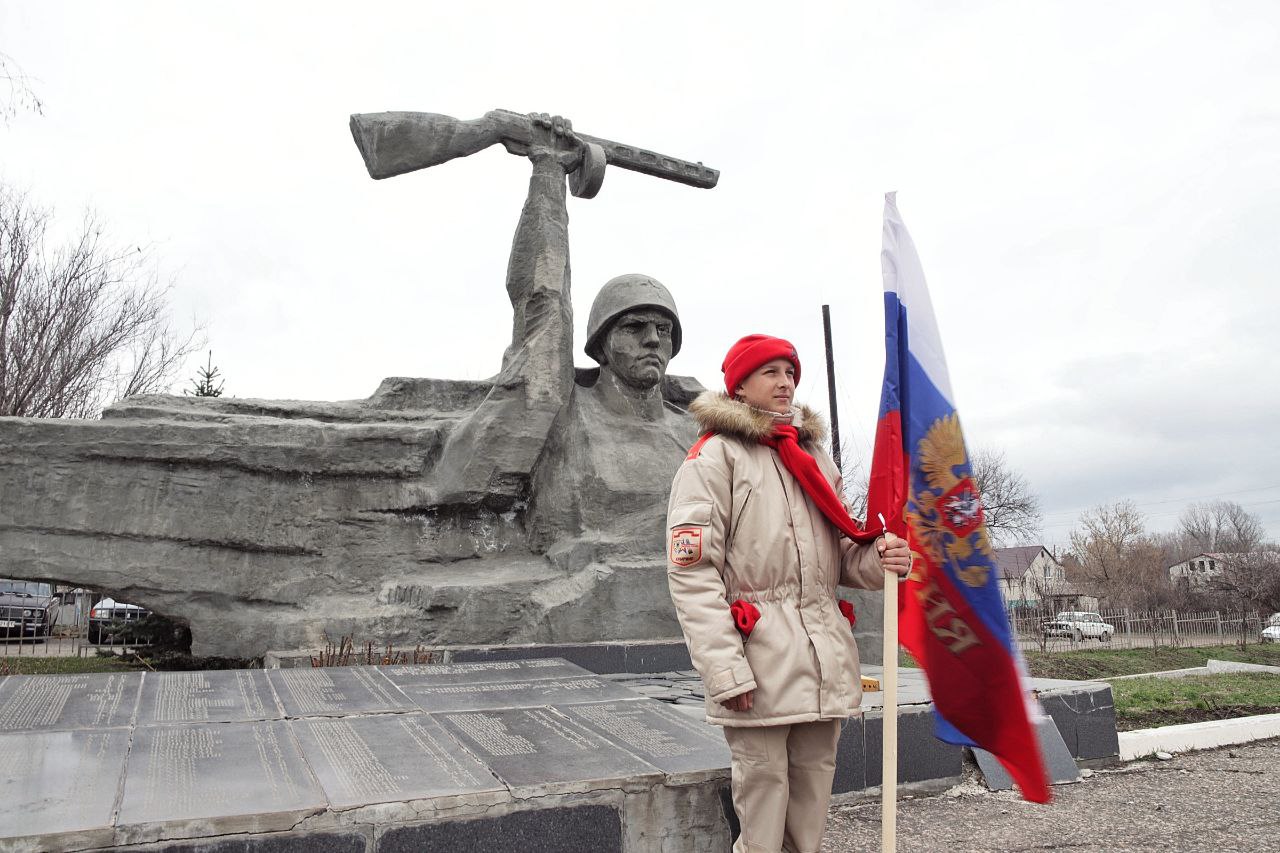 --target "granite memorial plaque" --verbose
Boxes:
[292,712,501,808]
[0,728,130,844]
[266,666,411,718]
[0,672,140,731]
[560,700,730,776]
[138,833,368,853]
[832,714,867,793]
[117,720,325,830]
[864,705,963,787]
[974,716,1080,791]
[379,804,623,853]
[137,669,282,726]
[1074,690,1120,761]
[380,657,591,688]
[437,706,661,790]
[399,675,639,714]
